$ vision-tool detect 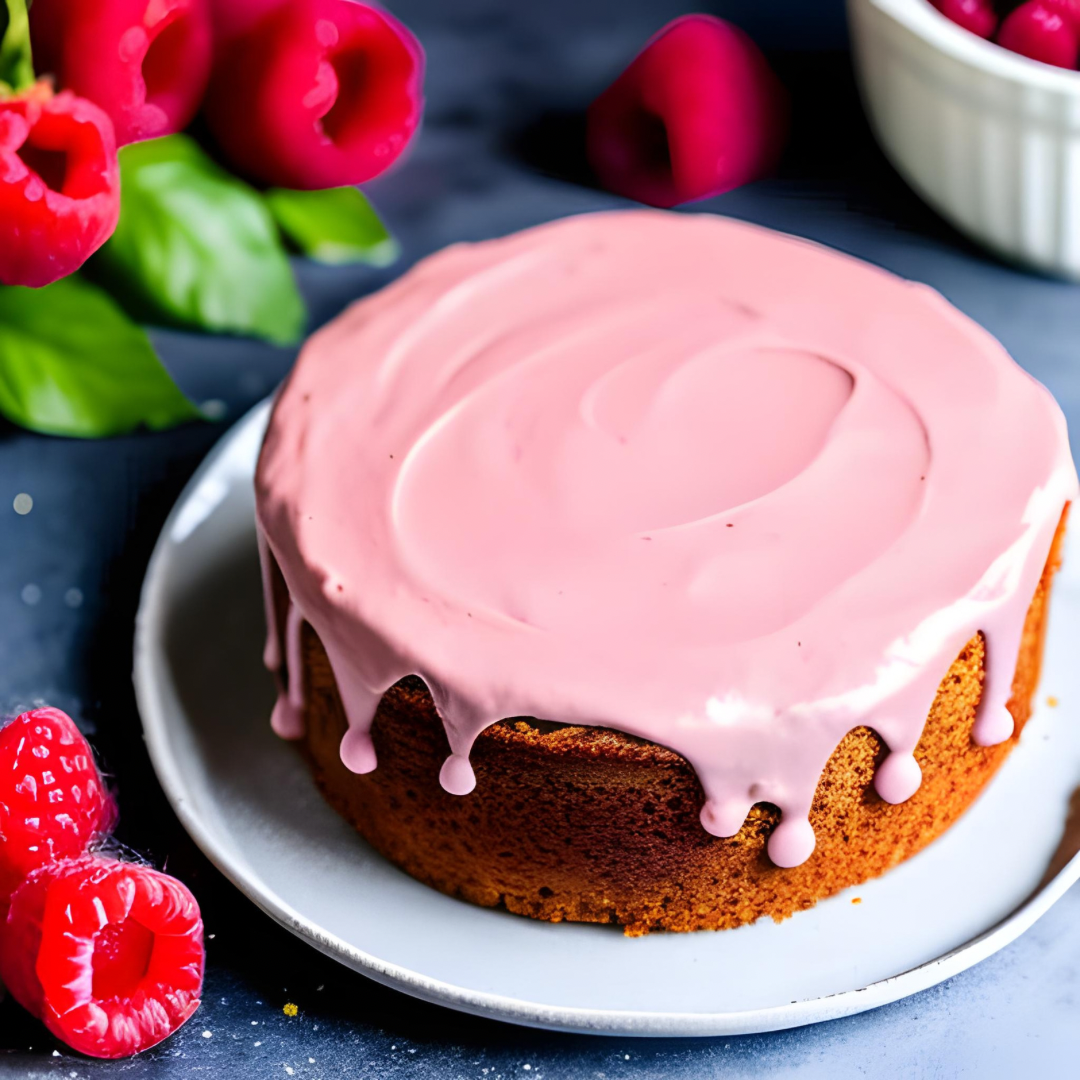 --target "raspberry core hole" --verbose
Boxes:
[628,108,672,184]
[318,23,418,153]
[17,142,68,193]
[91,916,155,1001]
[321,47,370,143]
[143,12,197,107]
